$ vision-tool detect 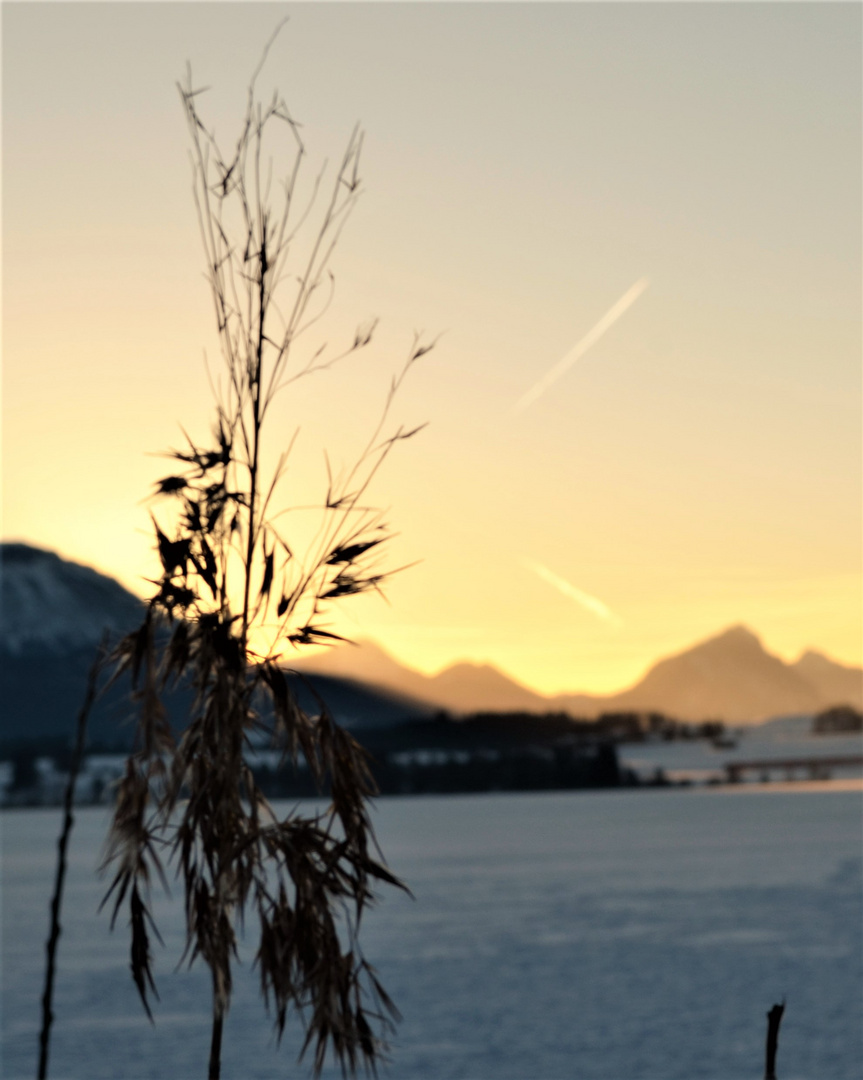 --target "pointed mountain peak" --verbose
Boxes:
[685,624,771,661]
[435,659,506,677]
[429,659,545,711]
[790,648,862,709]
[712,624,764,646]
[793,648,840,669]
[797,647,824,661]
